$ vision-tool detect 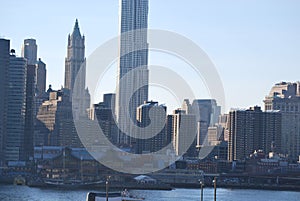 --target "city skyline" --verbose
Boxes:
[1,1,300,112]
[1,2,300,197]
